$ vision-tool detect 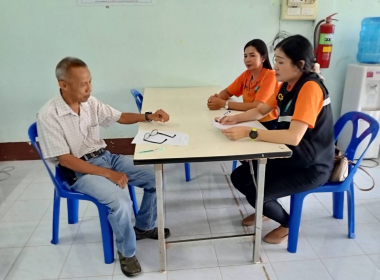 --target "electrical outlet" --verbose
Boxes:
[288,0,305,3]
[289,0,315,3]
[301,7,315,15]
[281,0,318,20]
[287,7,301,15]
